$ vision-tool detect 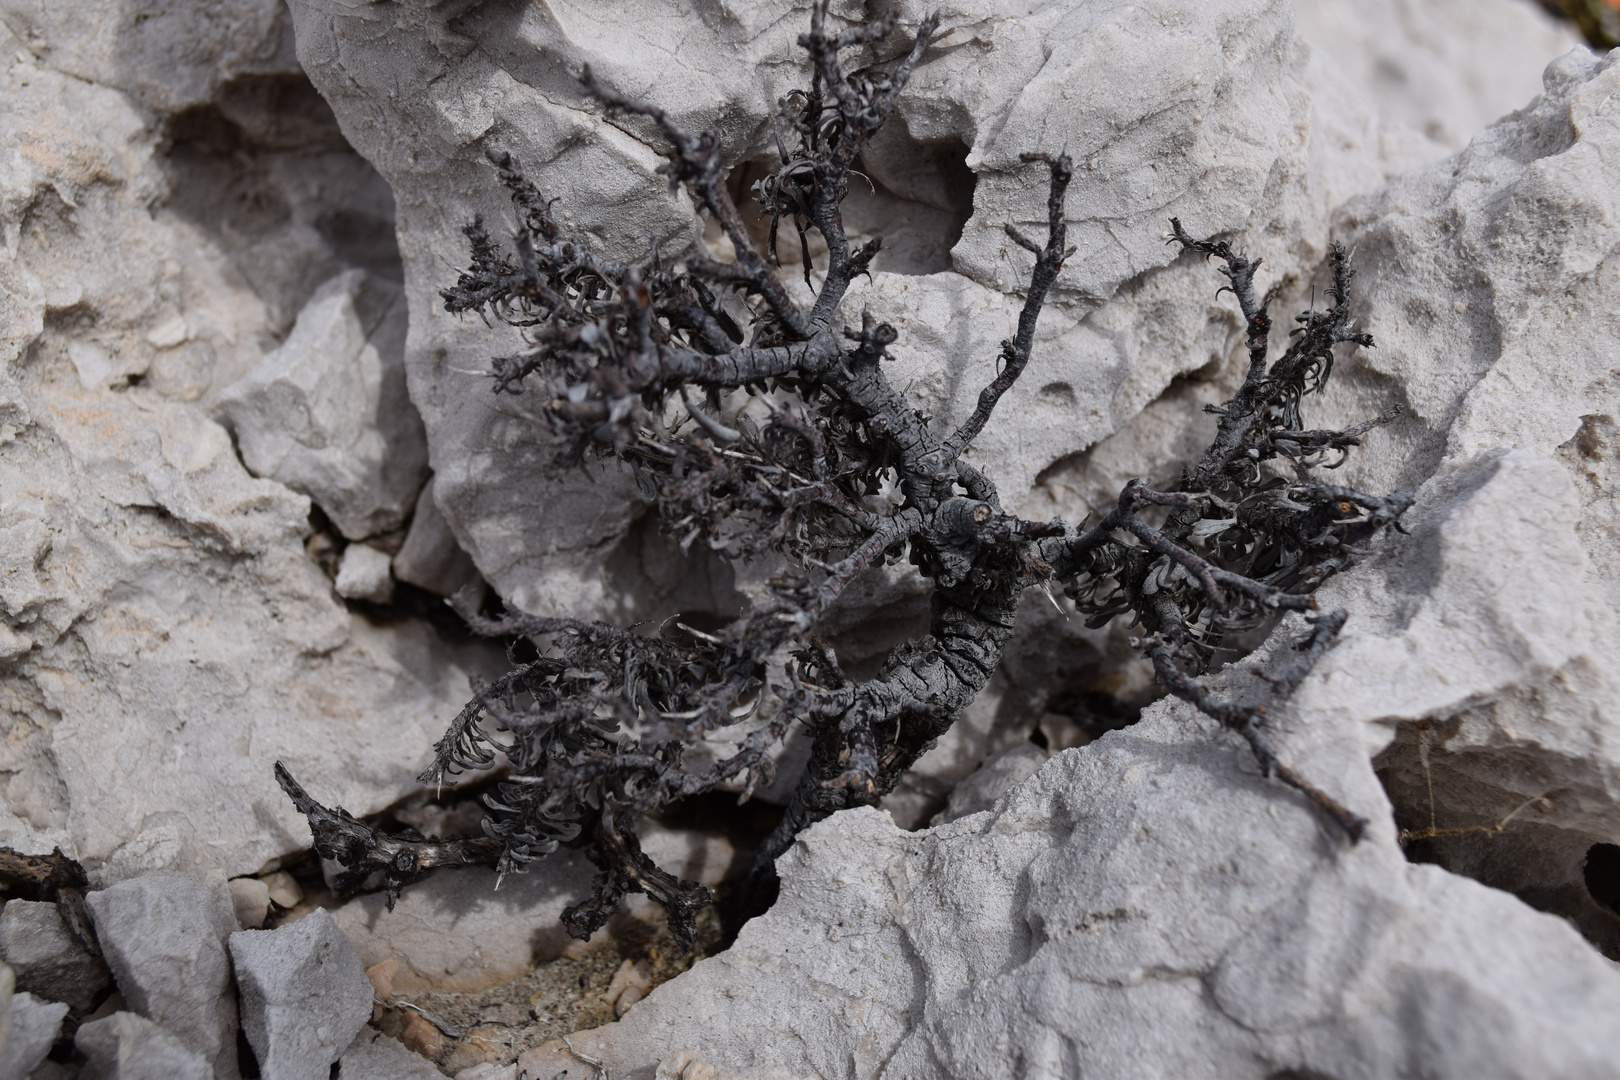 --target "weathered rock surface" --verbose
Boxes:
[0,989,67,1080]
[231,908,373,1080]
[76,1011,212,1080]
[220,269,427,541]
[336,1028,446,1080]
[0,12,511,886]
[84,874,239,1078]
[0,898,110,1014]
[1295,0,1580,153]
